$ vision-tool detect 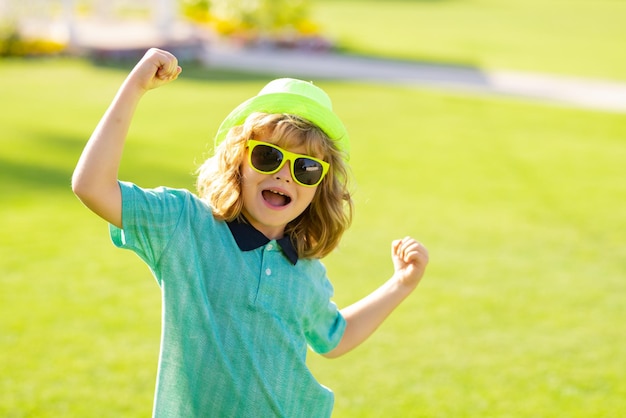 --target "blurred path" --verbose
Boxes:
[205,46,626,114]
[67,21,626,114]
